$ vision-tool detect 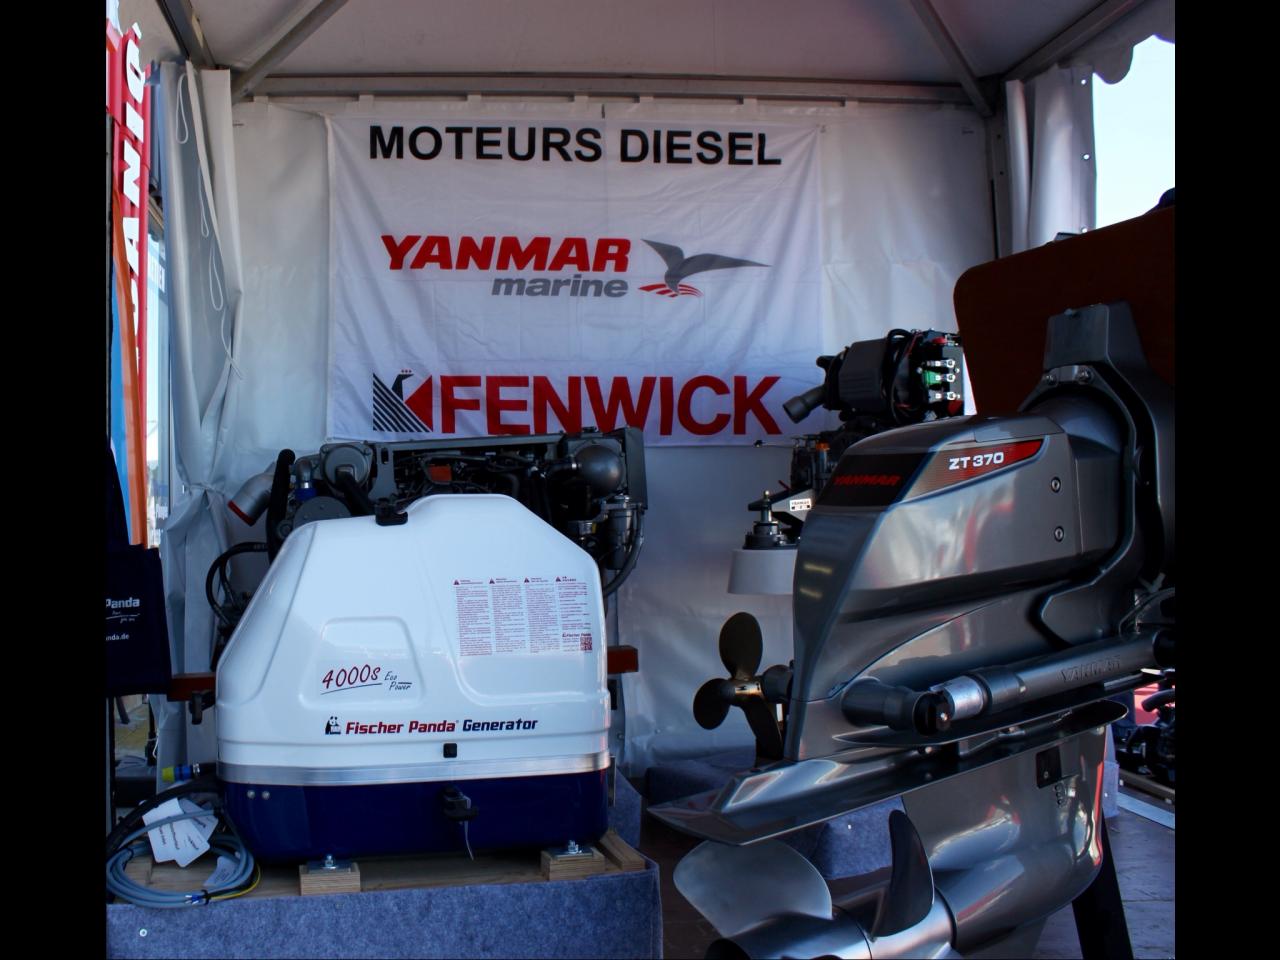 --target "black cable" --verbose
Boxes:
[218,555,233,604]
[265,449,296,562]
[205,558,235,631]
[531,471,554,523]
[205,542,268,629]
